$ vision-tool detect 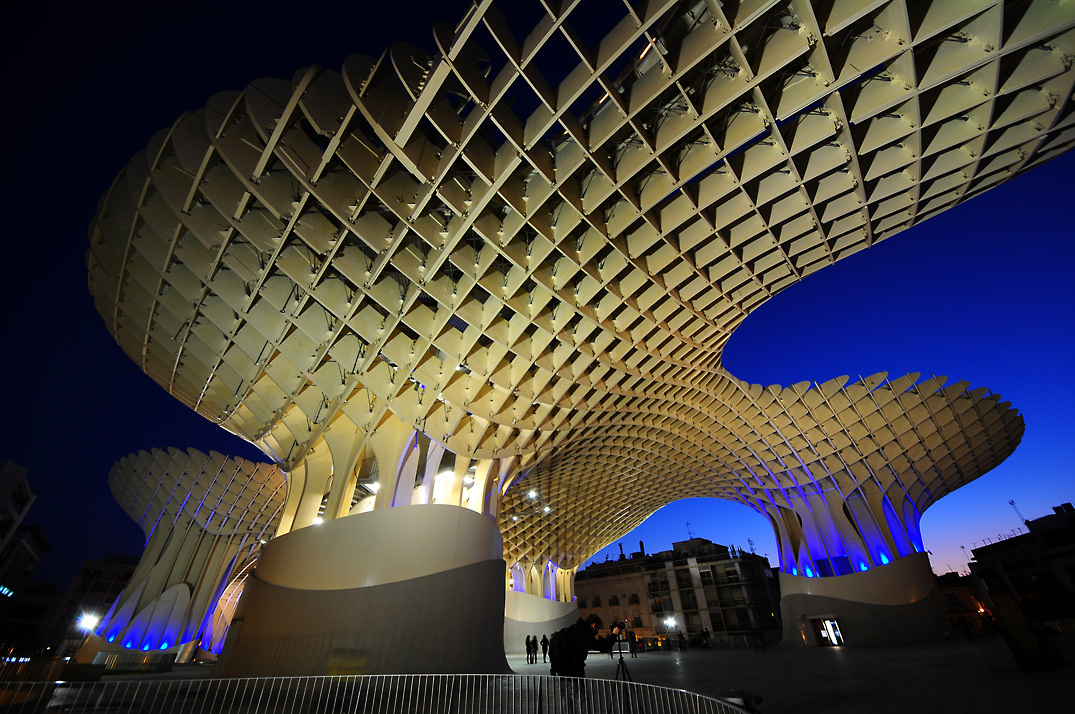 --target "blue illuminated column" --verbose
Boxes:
[84,449,285,660]
[748,475,944,646]
[756,483,925,579]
